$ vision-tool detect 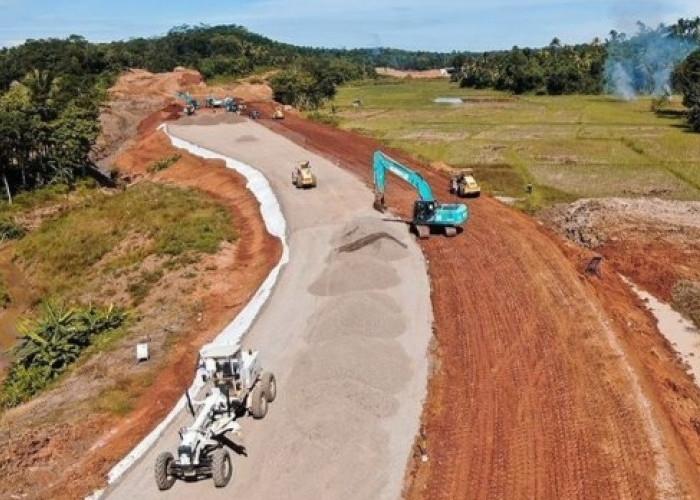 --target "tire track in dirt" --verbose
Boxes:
[249,102,700,498]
